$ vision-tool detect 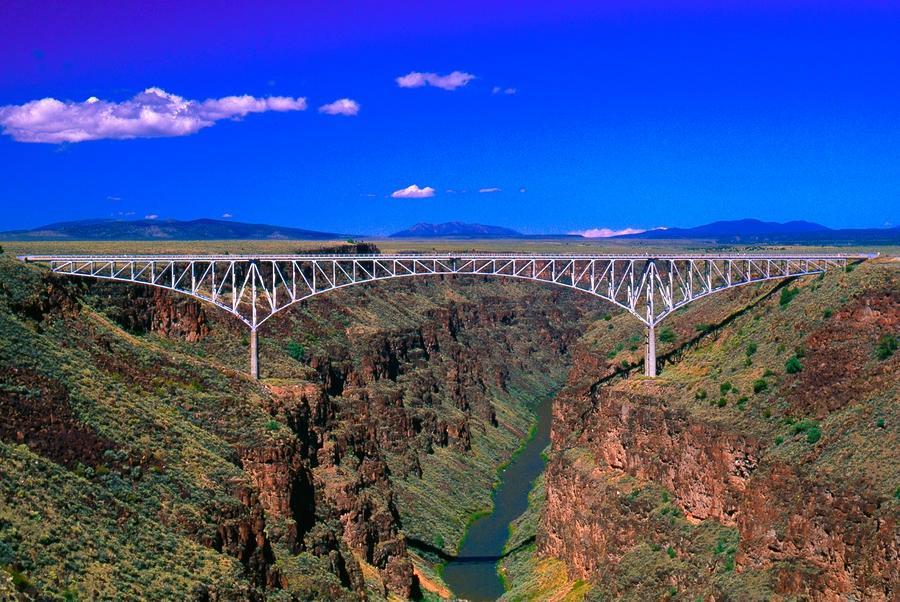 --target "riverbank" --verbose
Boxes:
[442,390,555,600]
